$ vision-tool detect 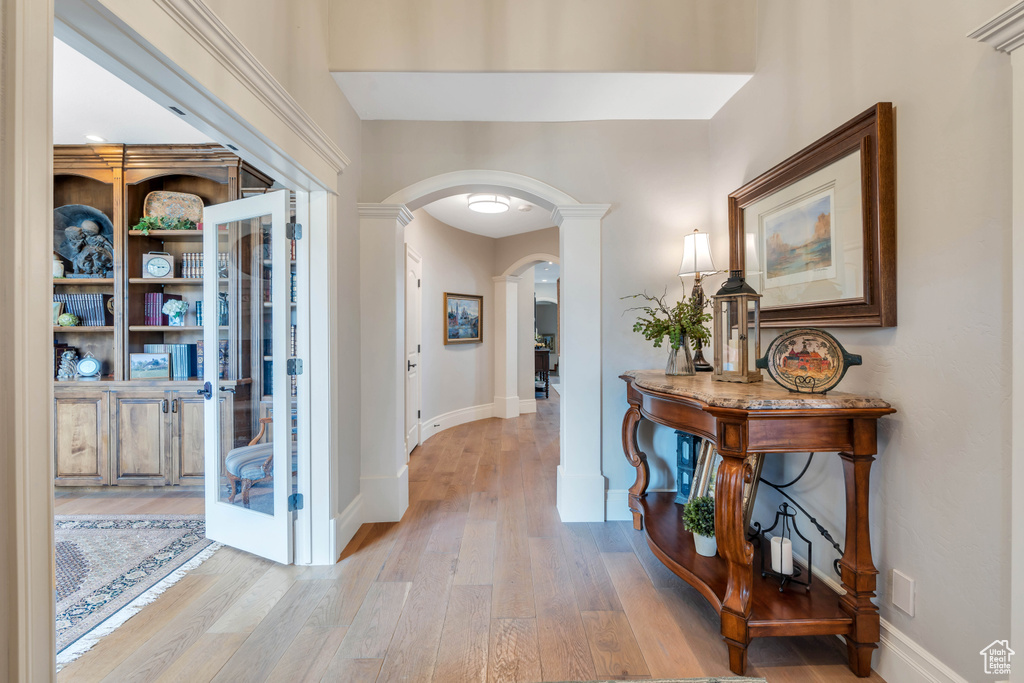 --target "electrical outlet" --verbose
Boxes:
[891,569,915,616]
